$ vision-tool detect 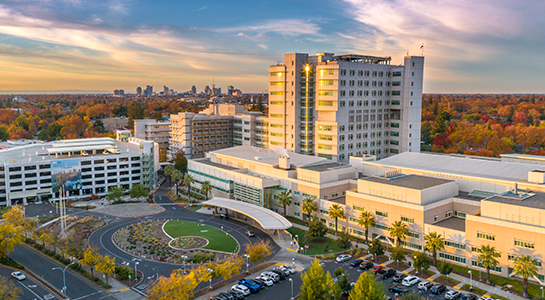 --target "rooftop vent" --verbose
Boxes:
[384,170,402,178]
